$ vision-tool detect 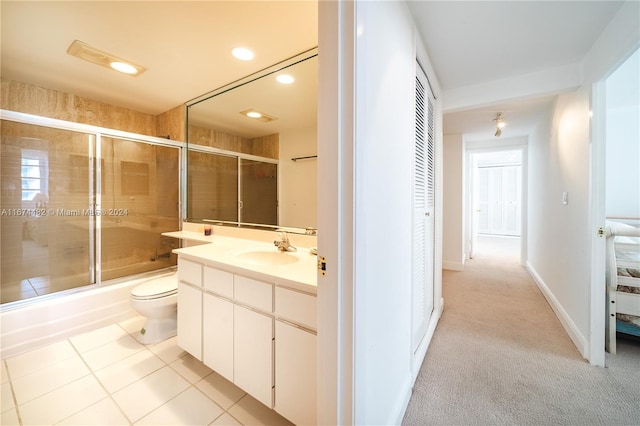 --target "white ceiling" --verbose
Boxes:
[1,1,627,141]
[1,1,318,116]
[407,0,625,140]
